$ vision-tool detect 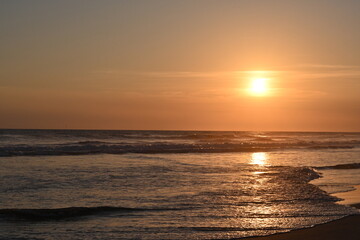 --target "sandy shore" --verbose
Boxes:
[245,204,360,240]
